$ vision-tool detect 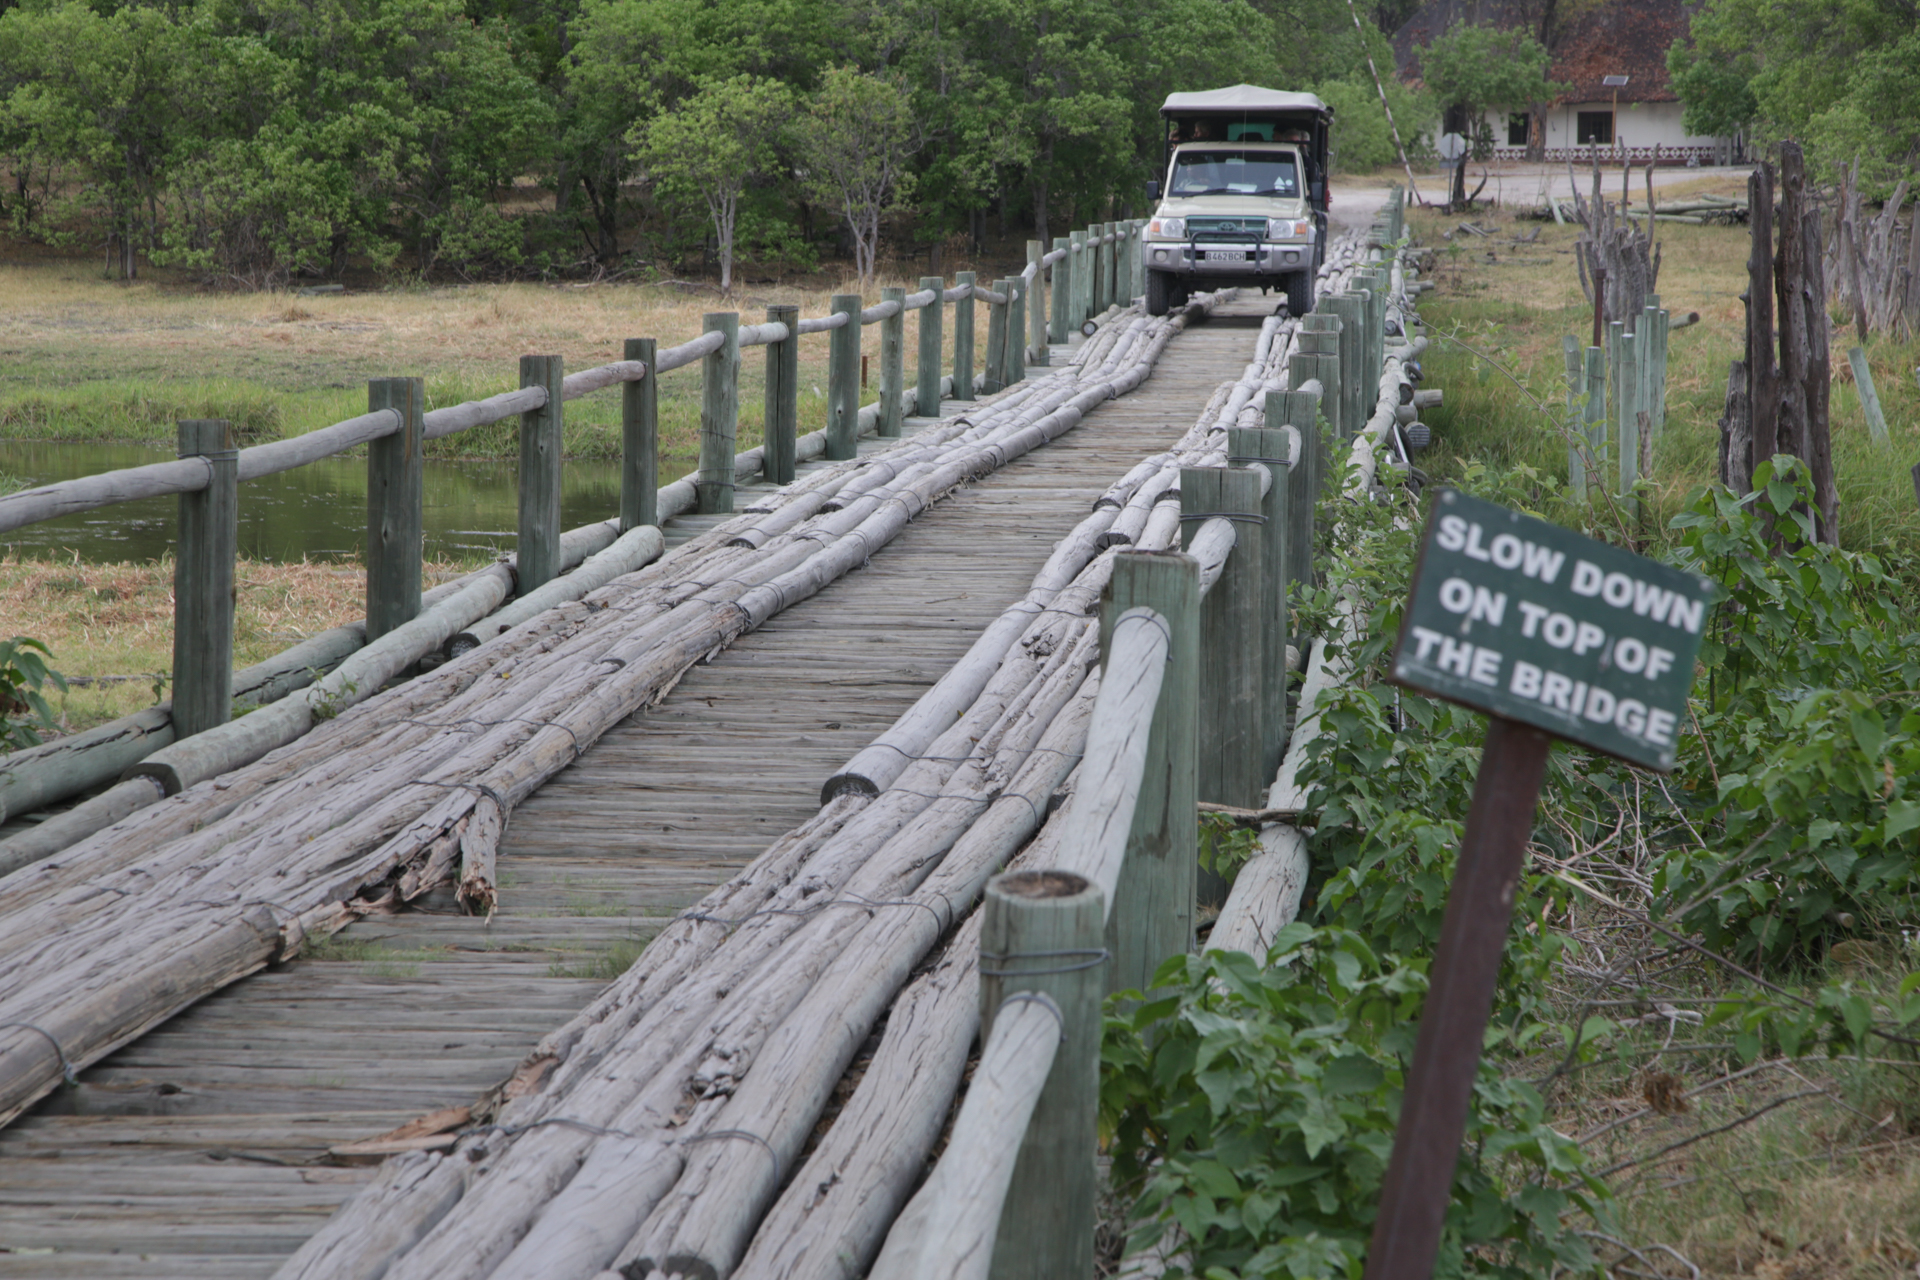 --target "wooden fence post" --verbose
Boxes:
[1048,236,1069,346]
[1092,224,1110,315]
[1007,277,1026,386]
[1069,230,1088,329]
[172,418,236,740]
[879,287,906,438]
[1563,336,1587,498]
[952,272,976,402]
[1321,293,1366,441]
[1582,345,1607,497]
[518,354,564,593]
[365,377,423,641]
[1027,240,1048,367]
[1101,549,1198,995]
[983,281,1008,396]
[763,308,799,485]
[1849,347,1891,445]
[1106,223,1121,312]
[622,338,659,528]
[980,869,1106,1280]
[1638,301,1659,456]
[1292,329,1343,477]
[1268,387,1320,634]
[1228,424,1292,782]
[1182,467,1265,910]
[915,278,943,418]
[828,294,862,460]
[1613,321,1639,510]
[698,311,740,513]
